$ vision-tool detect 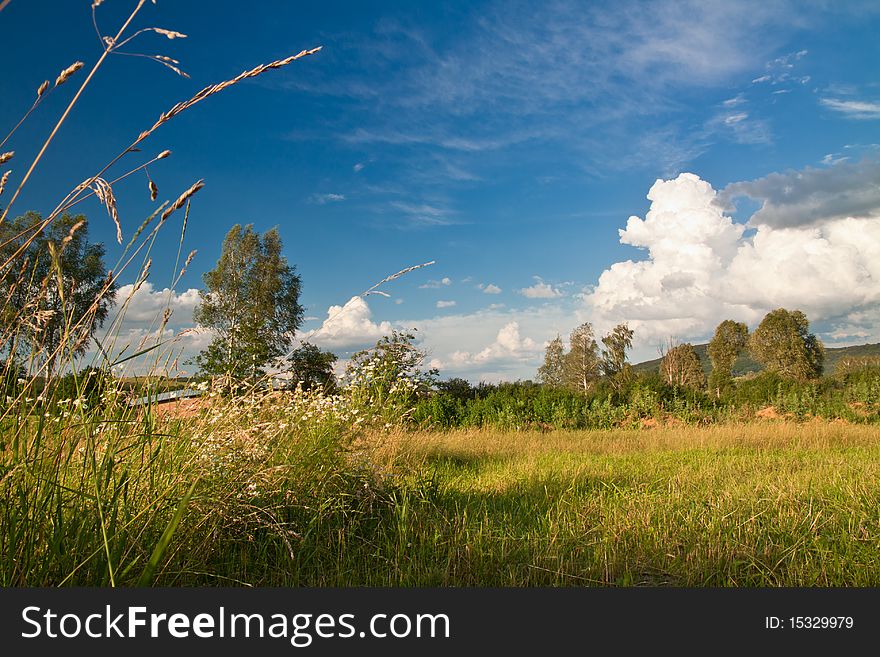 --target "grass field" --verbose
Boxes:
[3,392,879,587]
[367,424,880,586]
